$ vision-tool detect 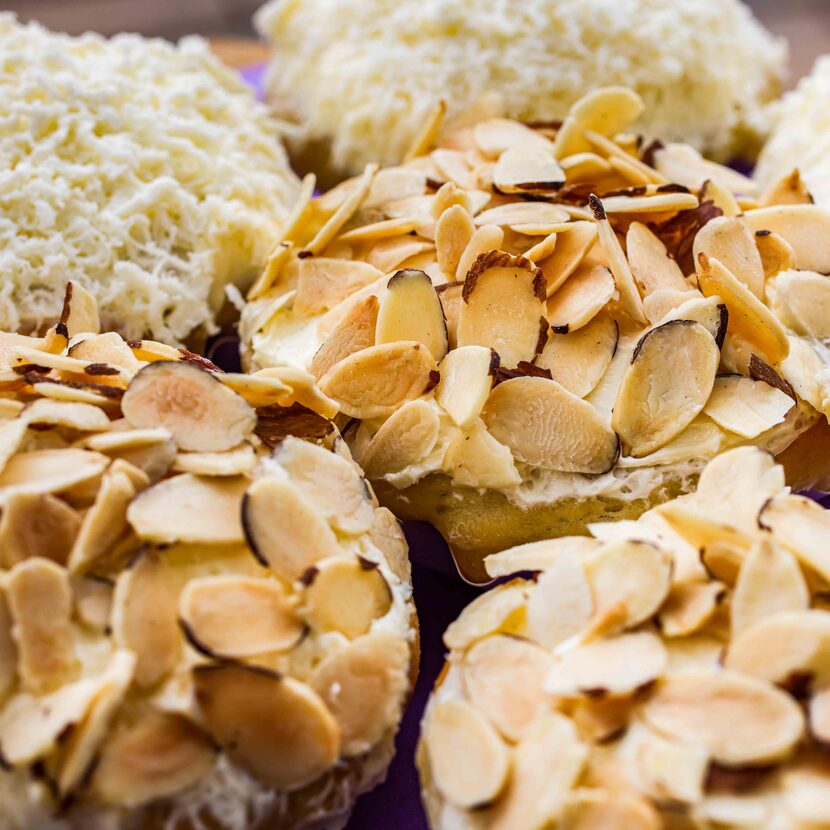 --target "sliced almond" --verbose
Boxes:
[612,320,719,457]
[658,580,725,637]
[485,537,601,579]
[242,476,341,582]
[631,730,709,806]
[782,756,830,825]
[435,204,475,278]
[473,118,551,157]
[493,142,565,194]
[172,444,256,477]
[360,400,440,479]
[774,269,830,339]
[658,294,728,347]
[643,669,803,765]
[337,216,423,244]
[731,537,808,637]
[194,664,340,791]
[538,221,598,296]
[626,221,688,295]
[318,340,438,419]
[561,788,660,830]
[111,549,185,688]
[702,375,793,439]
[435,345,495,427]
[300,554,392,638]
[488,713,588,830]
[5,557,75,693]
[755,229,796,279]
[599,192,699,214]
[60,281,100,337]
[527,549,593,649]
[760,168,814,207]
[535,313,618,398]
[811,686,830,745]
[366,236,434,273]
[375,269,448,361]
[310,294,379,380]
[0,491,80,569]
[457,251,546,367]
[474,202,569,231]
[0,589,17,702]
[653,143,756,194]
[127,474,246,546]
[443,418,521,489]
[483,376,619,474]
[21,398,112,433]
[583,540,673,633]
[461,634,554,741]
[122,361,256,453]
[553,87,644,158]
[702,177,742,217]
[309,631,410,756]
[93,711,216,807]
[0,449,109,504]
[294,258,383,317]
[546,263,616,333]
[423,698,509,809]
[745,204,830,273]
[693,216,765,299]
[68,332,141,376]
[642,287,701,324]
[444,581,529,651]
[759,494,830,585]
